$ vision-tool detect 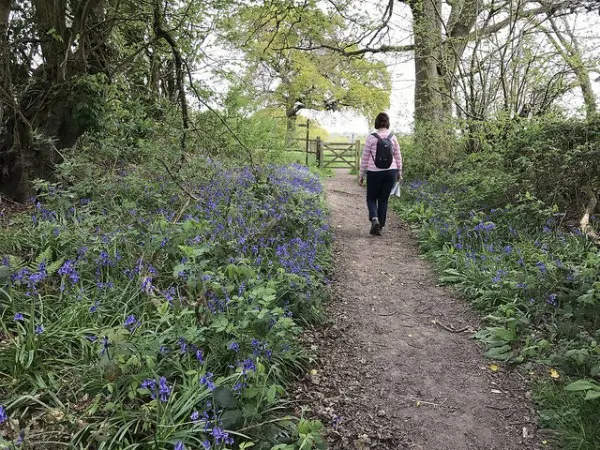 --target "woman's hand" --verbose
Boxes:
[359,176,364,187]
